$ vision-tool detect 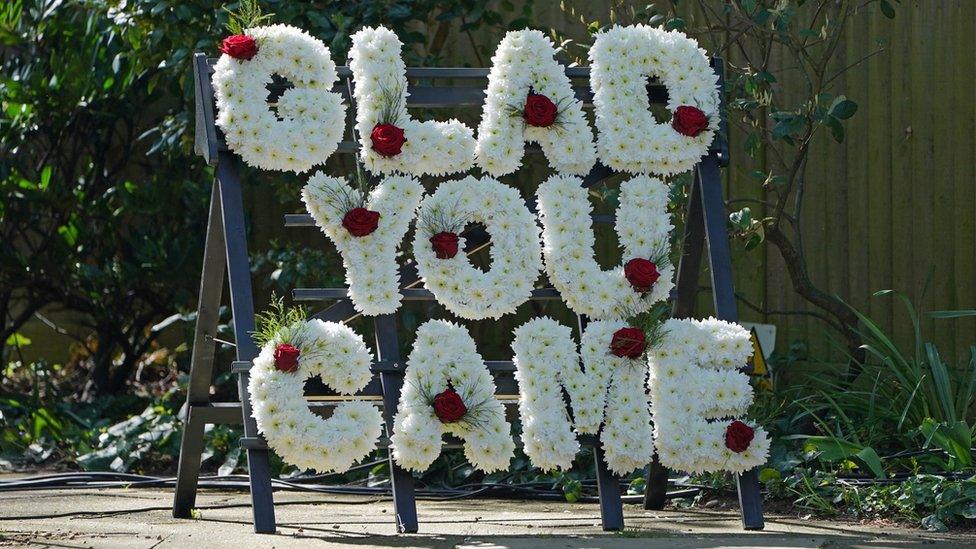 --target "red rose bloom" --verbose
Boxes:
[432,388,467,423]
[624,258,661,293]
[725,420,755,453]
[219,34,258,61]
[273,343,300,373]
[609,327,647,359]
[342,207,380,237]
[523,92,558,127]
[672,105,710,137]
[430,231,460,259]
[370,123,406,157]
